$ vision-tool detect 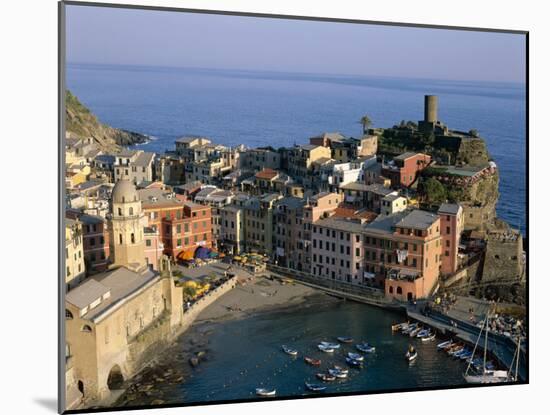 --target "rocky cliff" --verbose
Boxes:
[65,90,149,152]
